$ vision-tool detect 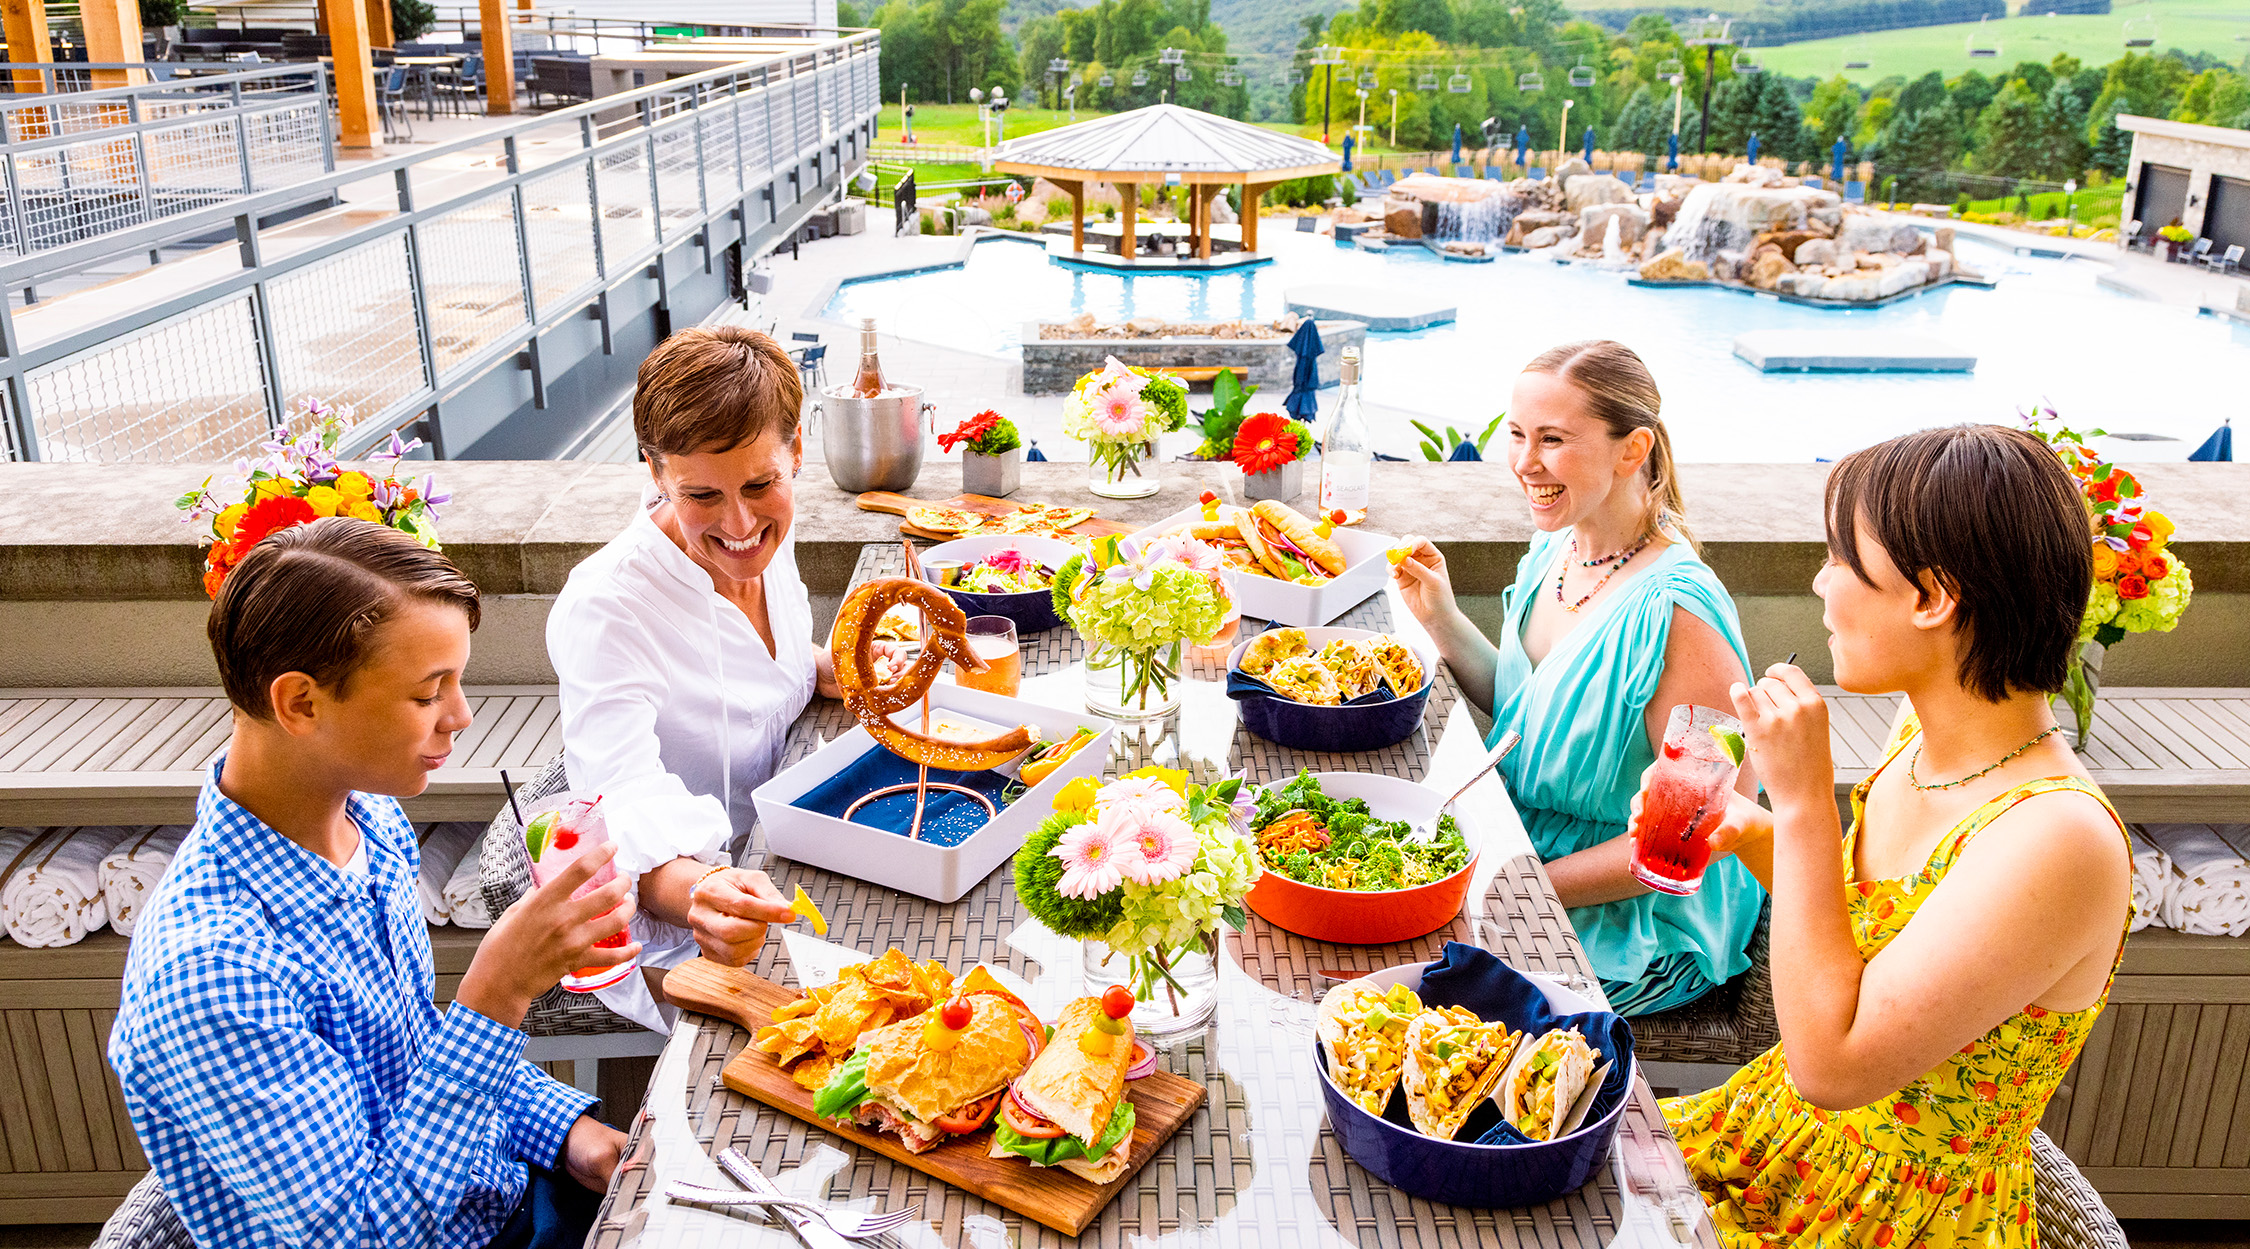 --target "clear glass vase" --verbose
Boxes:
[1088,440,1160,499]
[1082,934,1218,1042]
[1084,642,1182,720]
